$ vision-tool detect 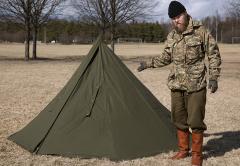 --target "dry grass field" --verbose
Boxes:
[0,43,240,166]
